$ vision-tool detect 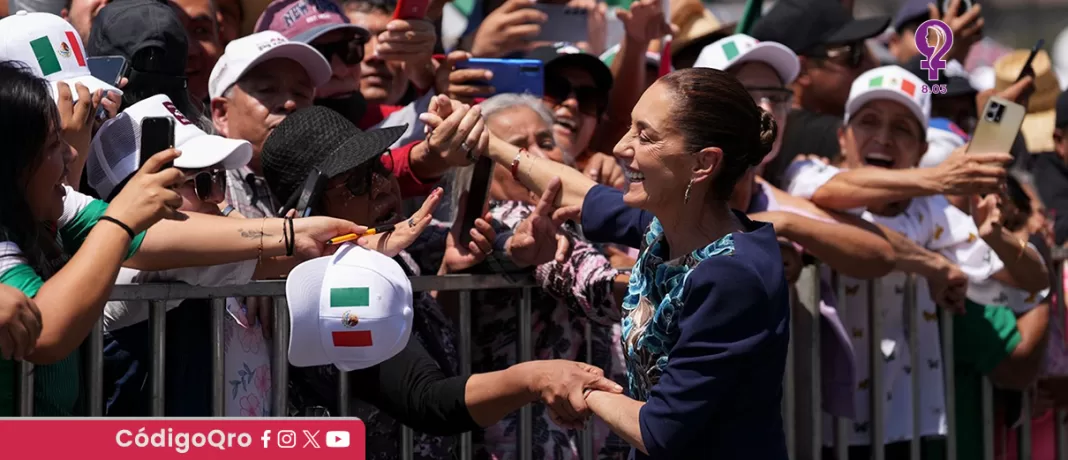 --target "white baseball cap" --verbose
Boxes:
[286,243,414,371]
[87,94,253,200]
[208,30,331,99]
[0,11,121,102]
[845,65,932,130]
[694,34,800,85]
